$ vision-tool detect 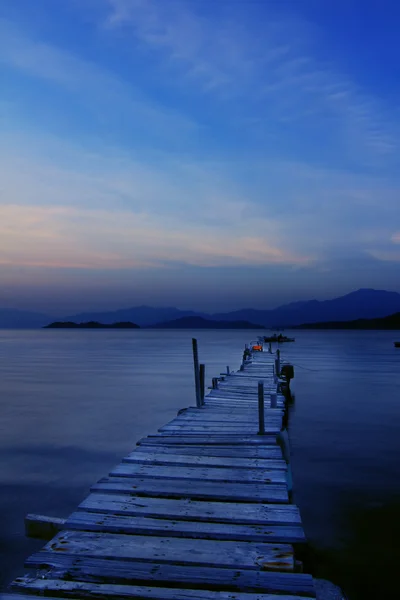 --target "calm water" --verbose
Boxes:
[1,329,400,598]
